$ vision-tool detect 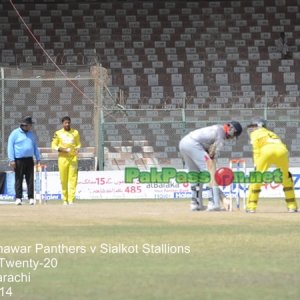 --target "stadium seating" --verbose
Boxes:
[0,0,300,169]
